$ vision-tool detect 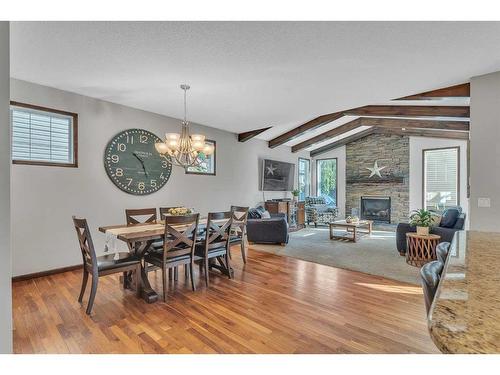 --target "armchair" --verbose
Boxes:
[305,196,339,227]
